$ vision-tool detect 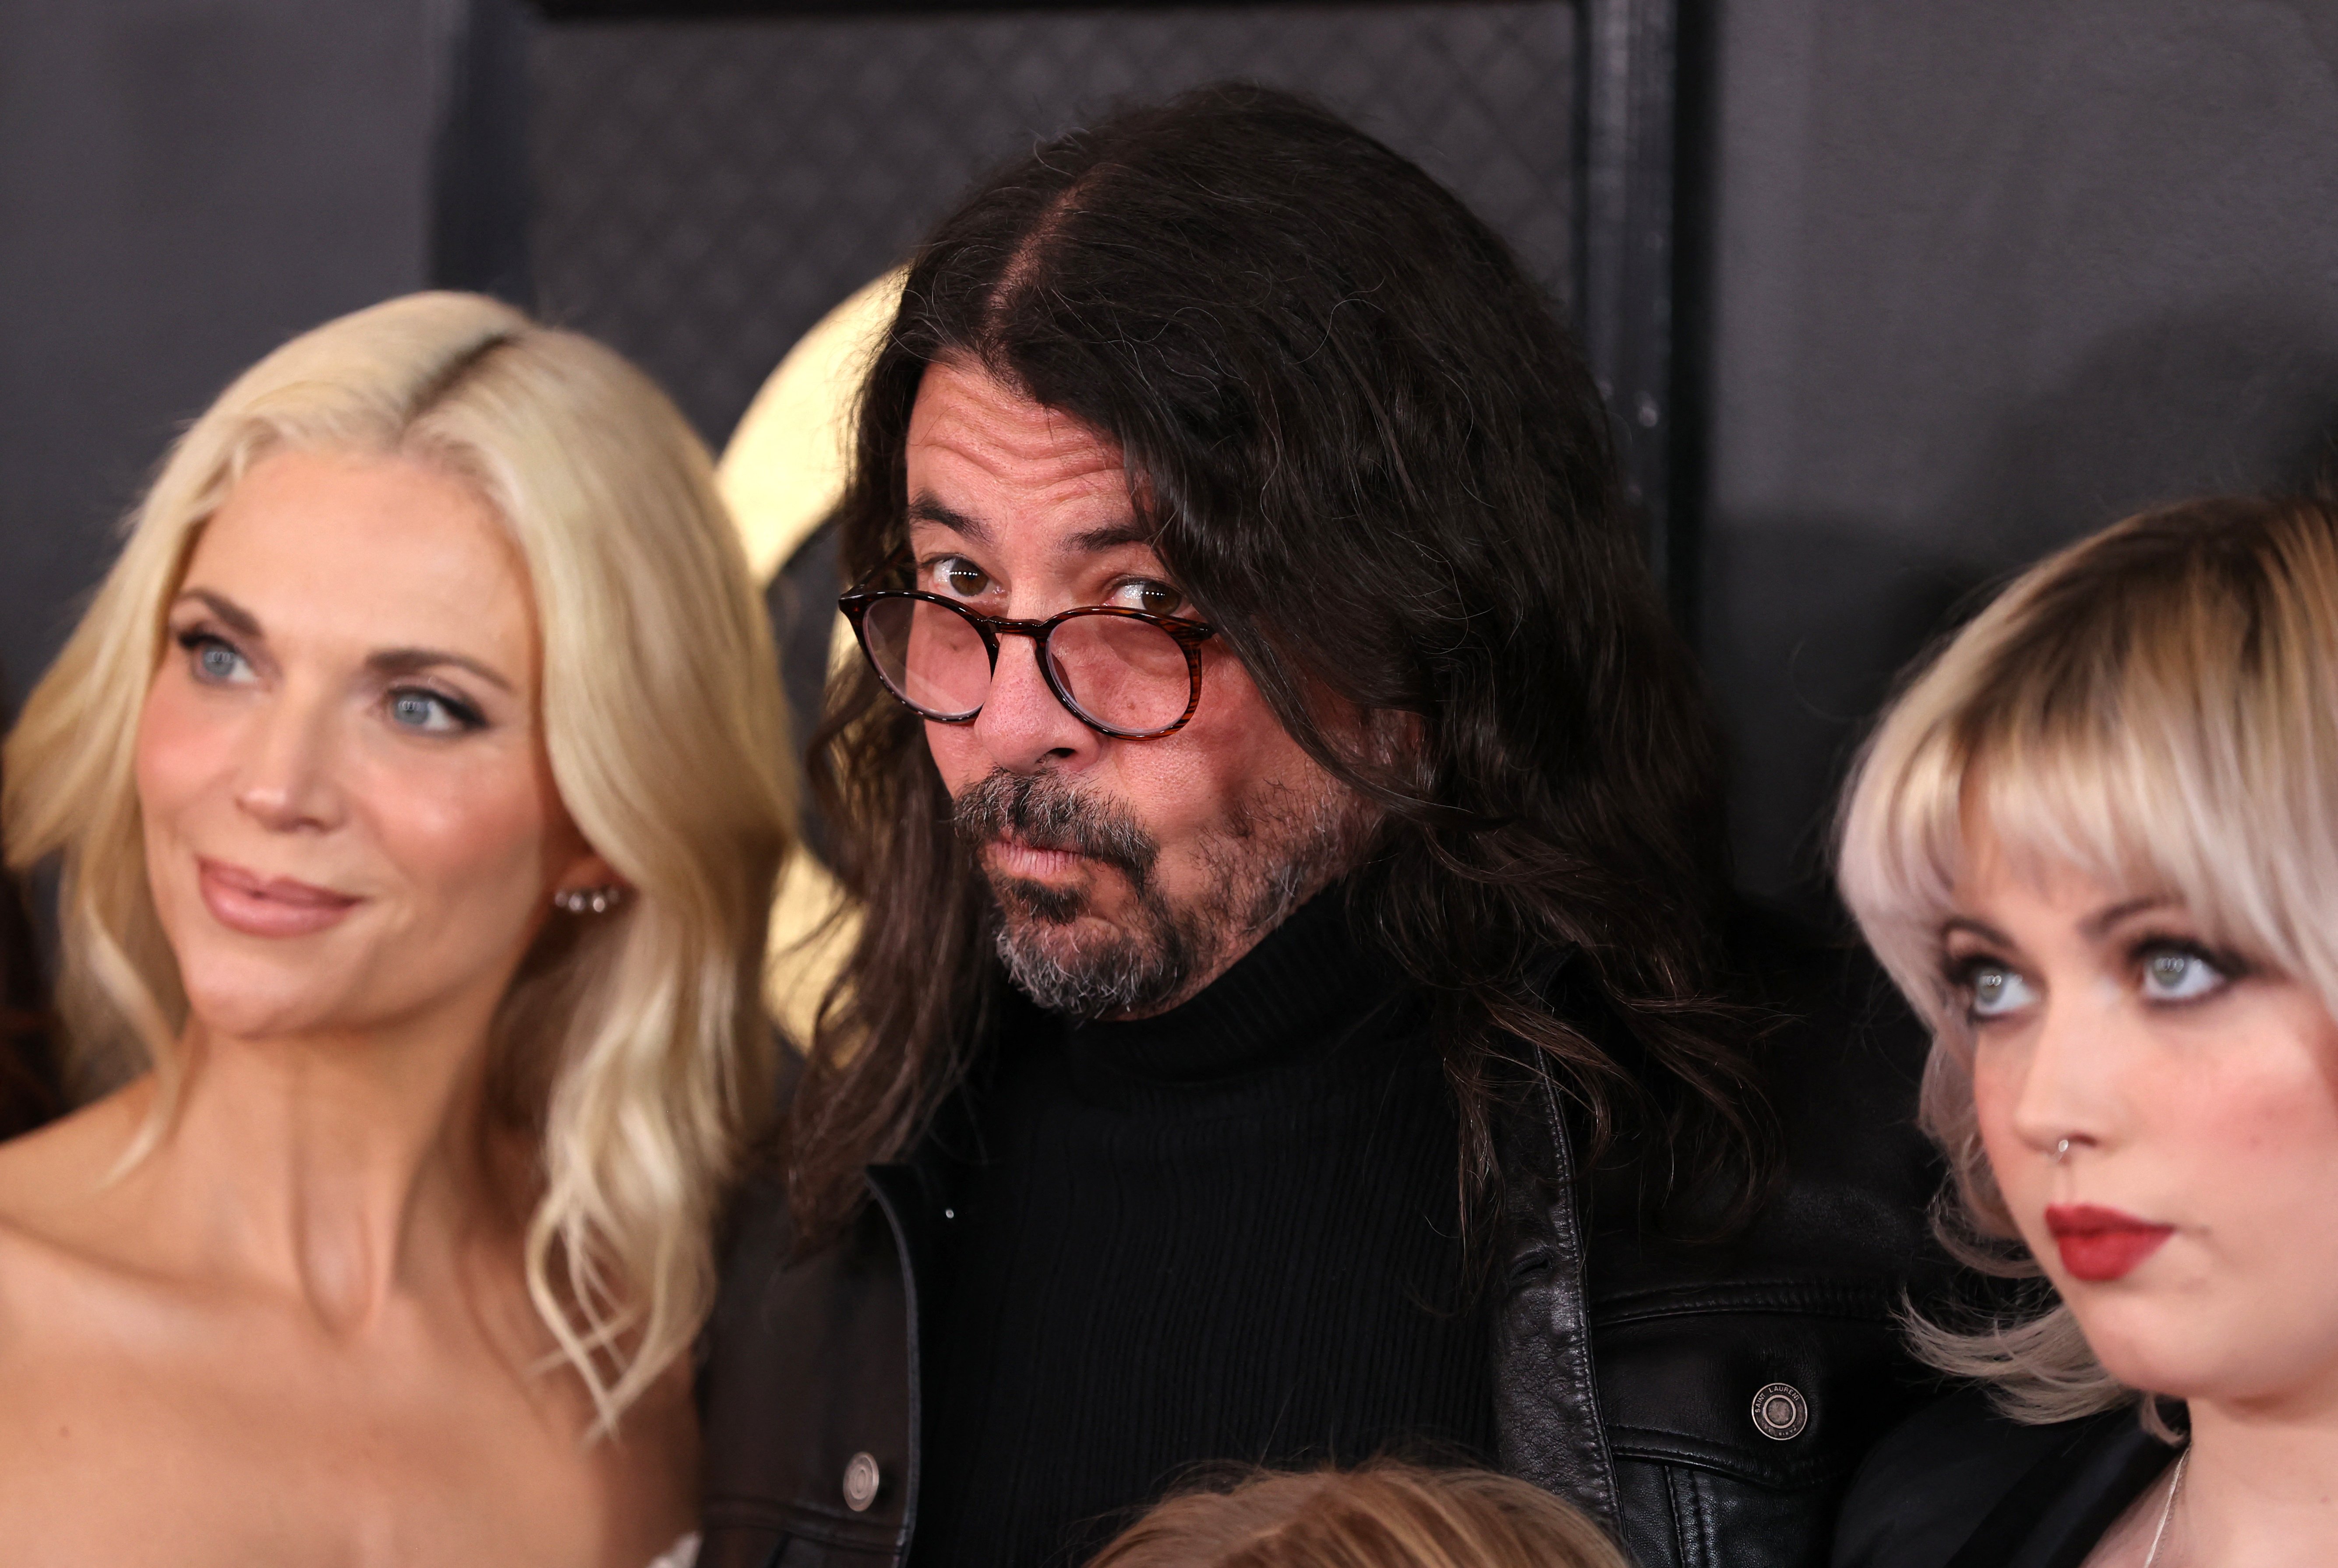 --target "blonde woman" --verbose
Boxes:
[1832,493,2338,1566]
[1088,1463,1631,1568]
[0,293,792,1565]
